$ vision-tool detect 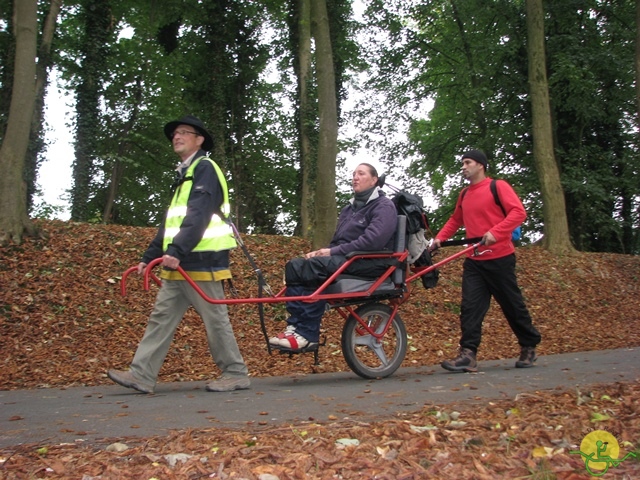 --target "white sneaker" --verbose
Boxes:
[278,331,311,350]
[269,324,296,346]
